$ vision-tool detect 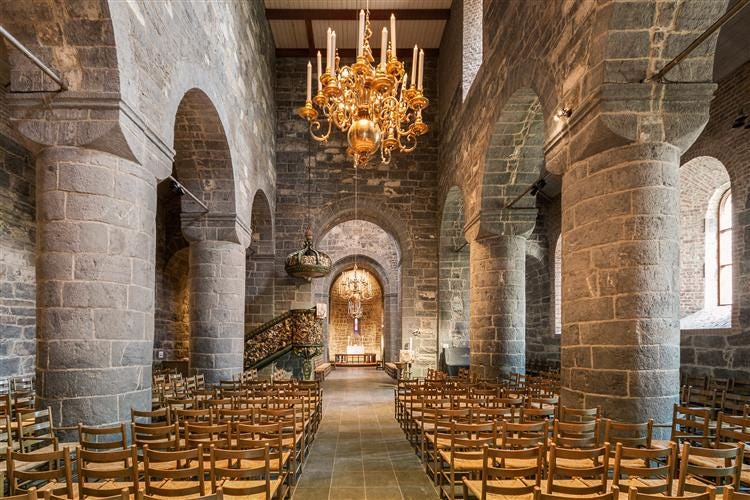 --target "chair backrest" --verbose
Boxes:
[1,413,13,455]
[185,422,232,453]
[131,407,171,427]
[612,441,677,495]
[483,444,544,496]
[723,486,750,499]
[5,487,41,500]
[131,422,180,452]
[7,446,74,498]
[521,406,556,422]
[560,406,601,423]
[534,485,619,500]
[143,444,205,497]
[546,442,610,495]
[677,442,743,495]
[716,413,750,448]
[0,393,10,418]
[628,485,715,499]
[671,404,712,447]
[500,420,549,450]
[136,488,223,500]
[720,393,749,416]
[174,407,214,427]
[78,422,127,451]
[604,419,654,449]
[209,445,271,497]
[16,407,57,453]
[77,445,139,497]
[552,418,601,448]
